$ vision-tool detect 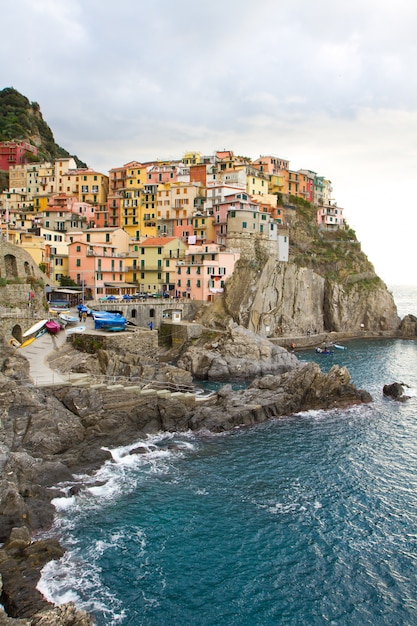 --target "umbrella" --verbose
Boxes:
[123,294,132,300]
[107,295,116,301]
